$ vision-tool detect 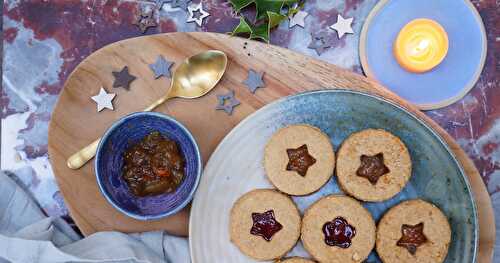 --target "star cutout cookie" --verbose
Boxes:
[112,66,137,91]
[356,153,390,185]
[330,14,354,39]
[149,55,174,79]
[397,223,428,255]
[286,144,317,176]
[243,69,265,93]
[91,87,116,112]
[215,90,240,115]
[308,32,333,55]
[289,10,308,28]
[187,2,209,27]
